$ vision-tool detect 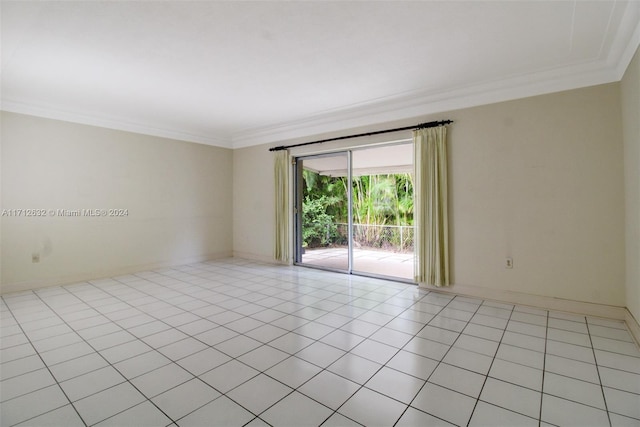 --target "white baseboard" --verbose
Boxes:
[420,282,627,320]
[232,251,291,265]
[0,251,233,295]
[625,310,640,349]
[420,282,640,346]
